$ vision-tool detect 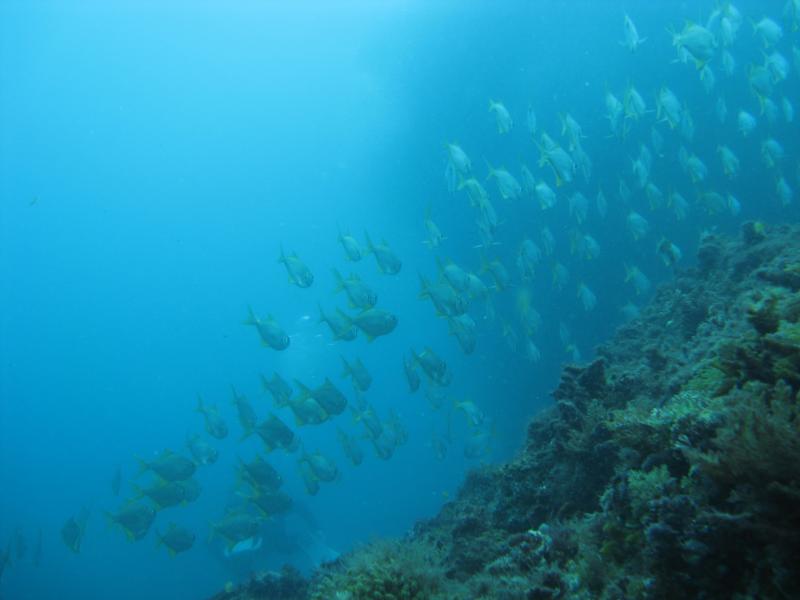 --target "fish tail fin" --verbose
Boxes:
[278,243,286,264]
[318,302,327,324]
[335,308,353,327]
[363,230,375,254]
[194,394,205,414]
[418,272,431,299]
[135,455,149,476]
[483,158,494,181]
[293,379,311,399]
[331,268,344,292]
[340,356,352,378]
[130,483,144,500]
[243,305,257,326]
[259,373,271,394]
[102,510,116,529]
